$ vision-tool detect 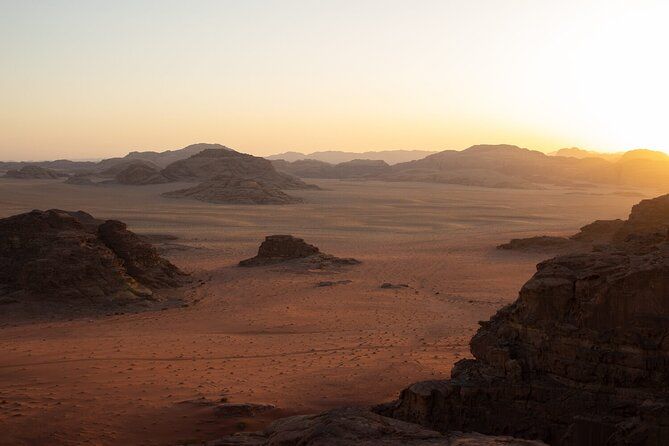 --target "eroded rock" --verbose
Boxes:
[384,203,669,445]
[239,235,360,268]
[0,209,187,306]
